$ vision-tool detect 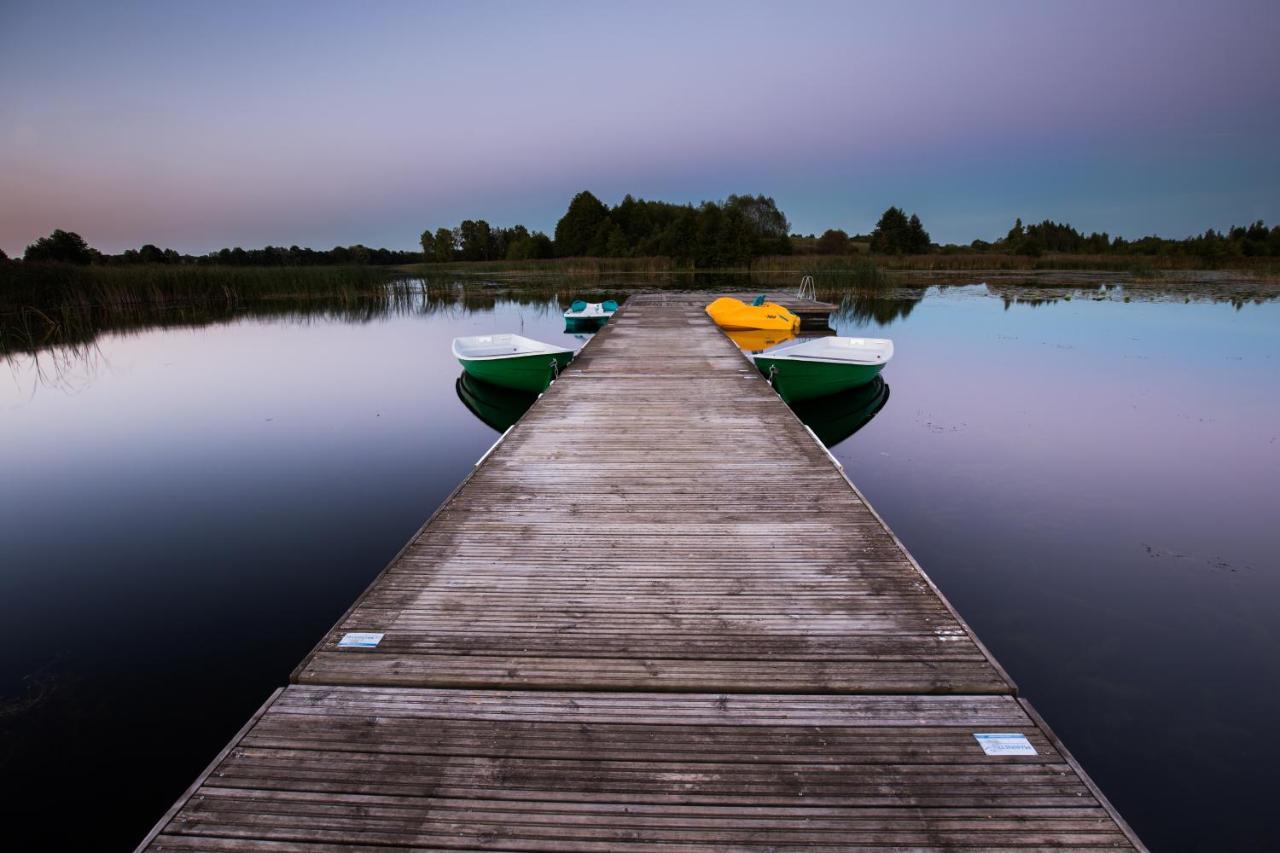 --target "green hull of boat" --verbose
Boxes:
[458,350,573,393]
[753,355,885,403]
